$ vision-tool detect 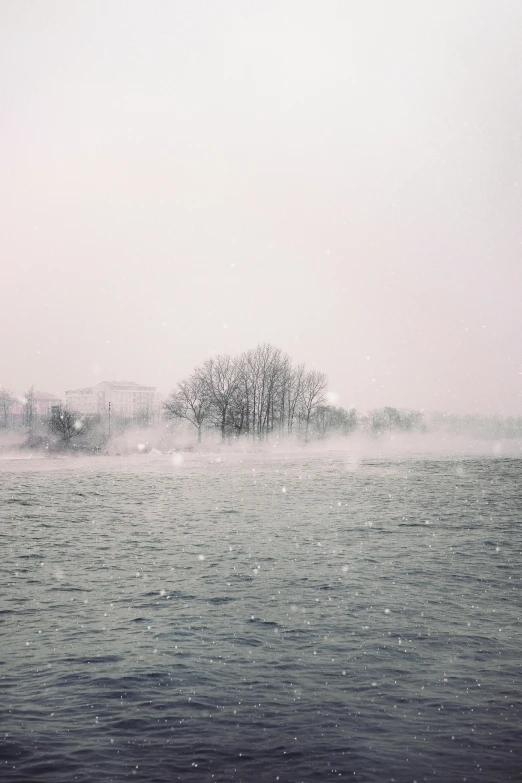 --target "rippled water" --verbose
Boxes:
[1,451,520,782]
